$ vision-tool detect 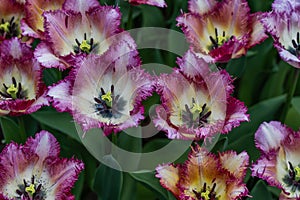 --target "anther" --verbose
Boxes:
[215,28,218,43]
[75,38,80,46]
[101,88,105,95]
[292,39,298,49]
[12,77,17,87]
